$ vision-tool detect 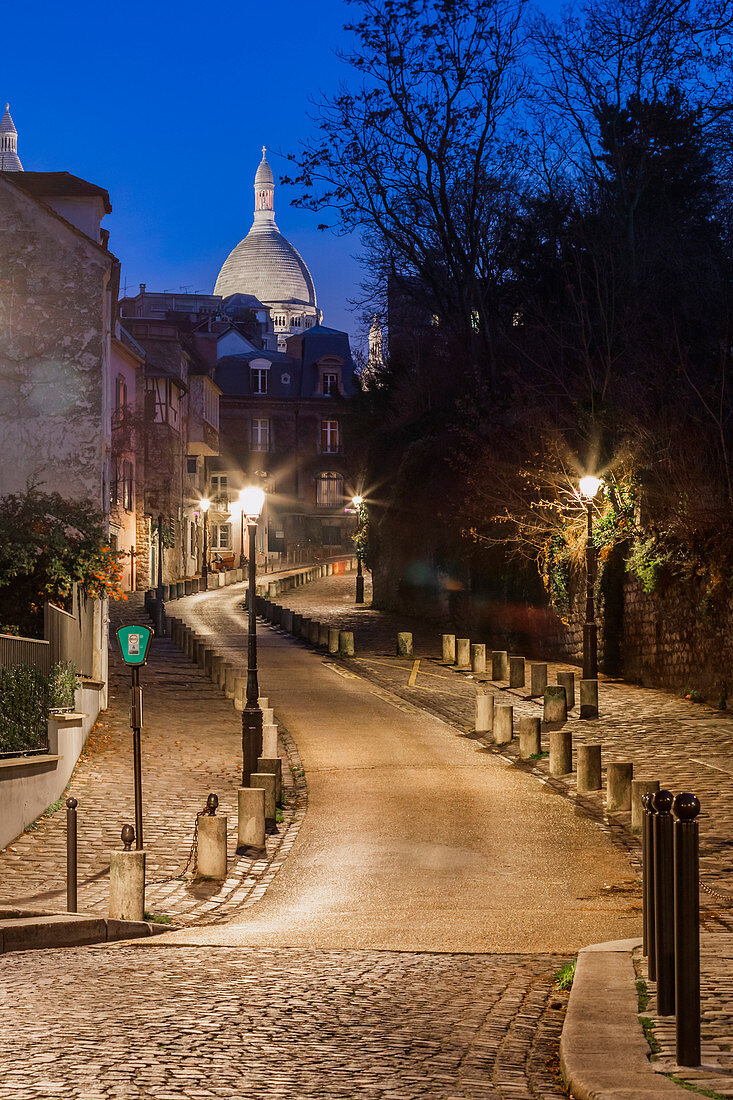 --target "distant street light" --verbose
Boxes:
[579,476,603,680]
[200,498,210,589]
[241,486,266,787]
[229,498,245,570]
[352,495,365,604]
